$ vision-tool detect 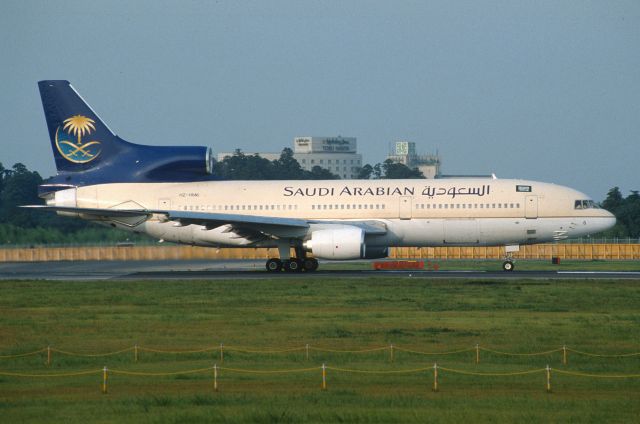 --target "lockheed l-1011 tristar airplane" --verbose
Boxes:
[26,81,616,272]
